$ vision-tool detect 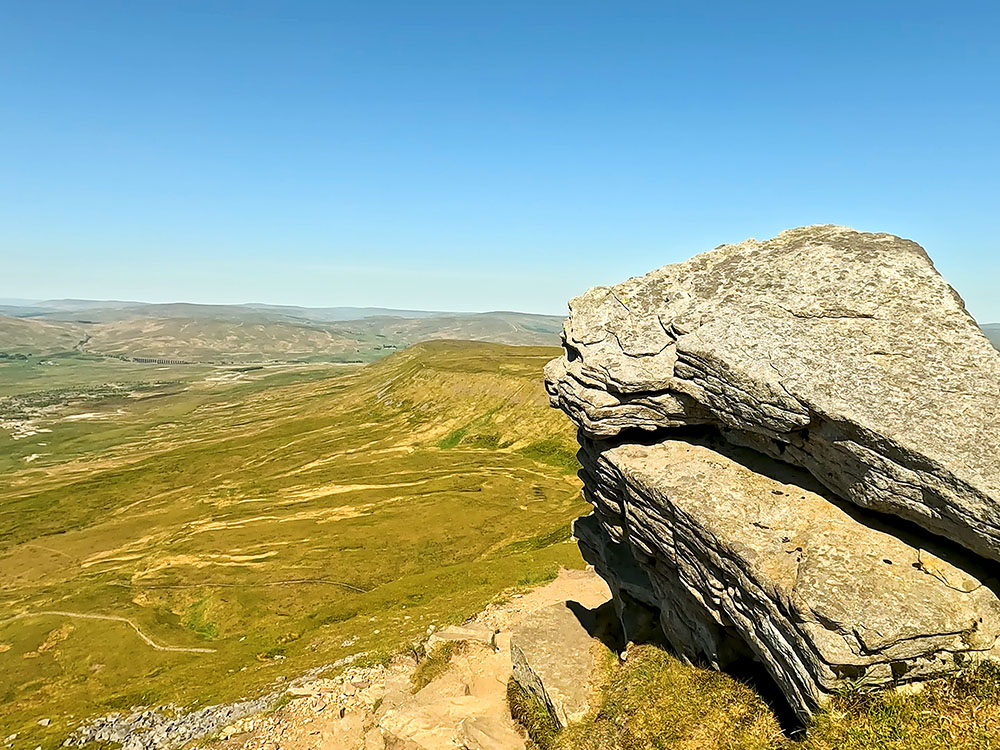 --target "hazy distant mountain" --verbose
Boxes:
[0,299,452,322]
[984,324,1000,350]
[0,300,564,362]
